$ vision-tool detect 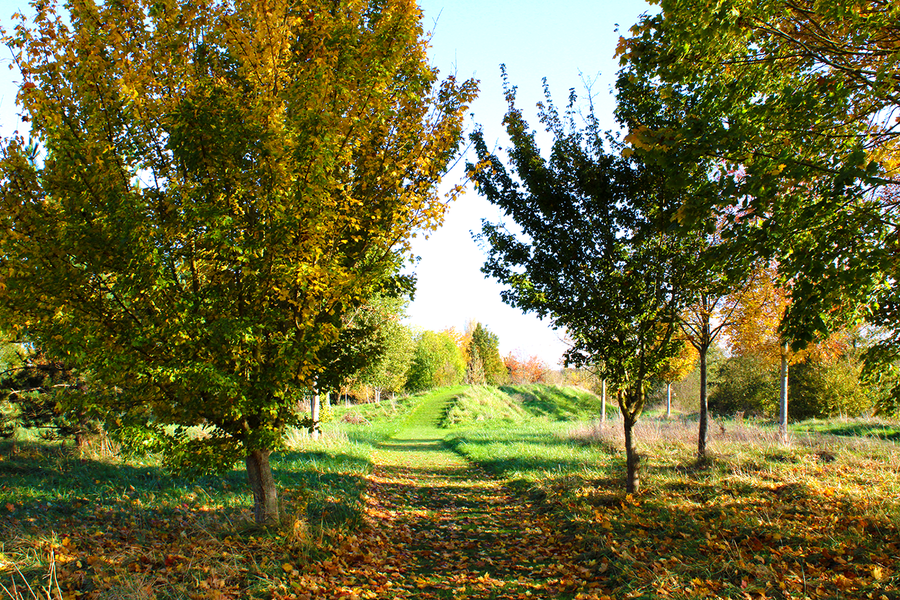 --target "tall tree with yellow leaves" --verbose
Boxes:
[0,0,476,524]
[726,262,796,440]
